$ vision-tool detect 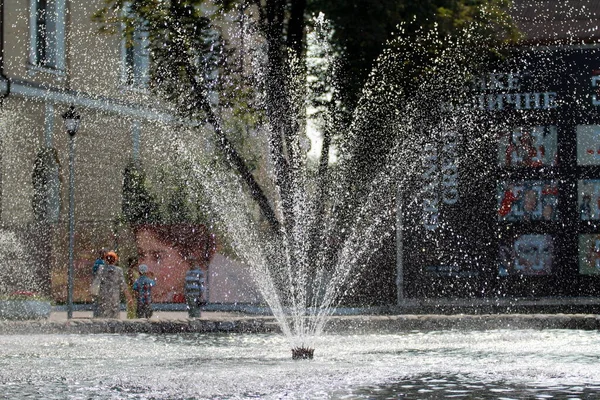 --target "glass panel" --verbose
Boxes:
[579,234,600,275]
[35,0,57,67]
[499,234,554,276]
[123,8,150,87]
[44,0,57,67]
[498,126,557,167]
[35,0,47,64]
[498,181,559,221]
[132,28,150,86]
